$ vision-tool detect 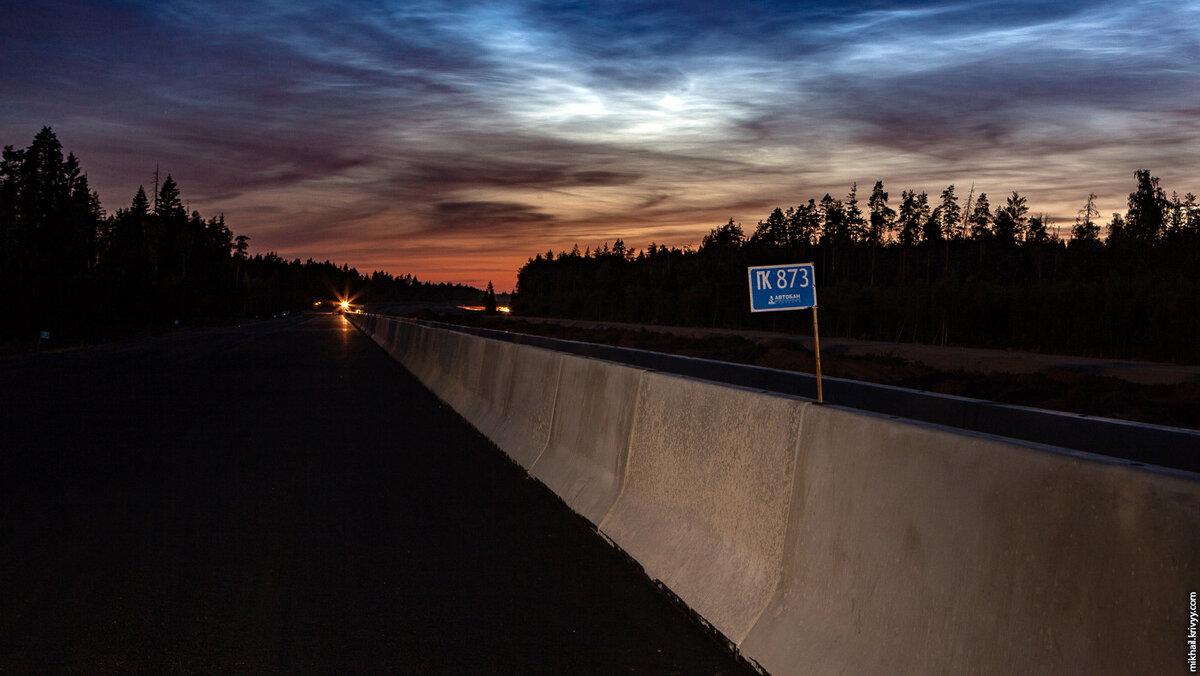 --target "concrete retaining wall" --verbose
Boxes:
[355,313,560,469]
[739,405,1200,675]
[490,344,561,468]
[348,313,1200,676]
[426,319,1200,472]
[597,372,805,645]
[528,356,645,524]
